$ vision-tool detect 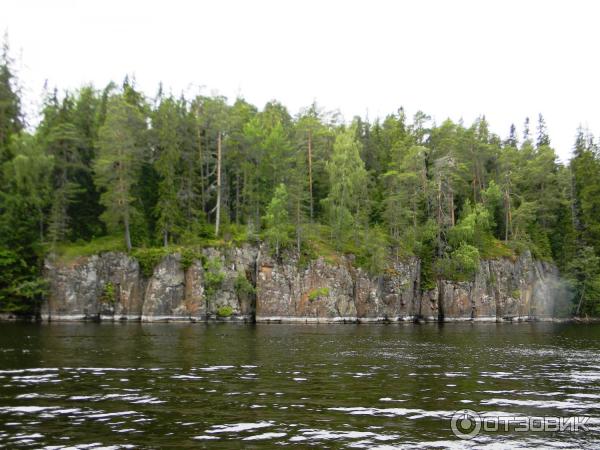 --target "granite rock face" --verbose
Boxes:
[201,245,258,319]
[43,246,257,322]
[42,252,145,321]
[255,249,560,322]
[43,246,561,322]
[428,253,562,321]
[256,250,422,322]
